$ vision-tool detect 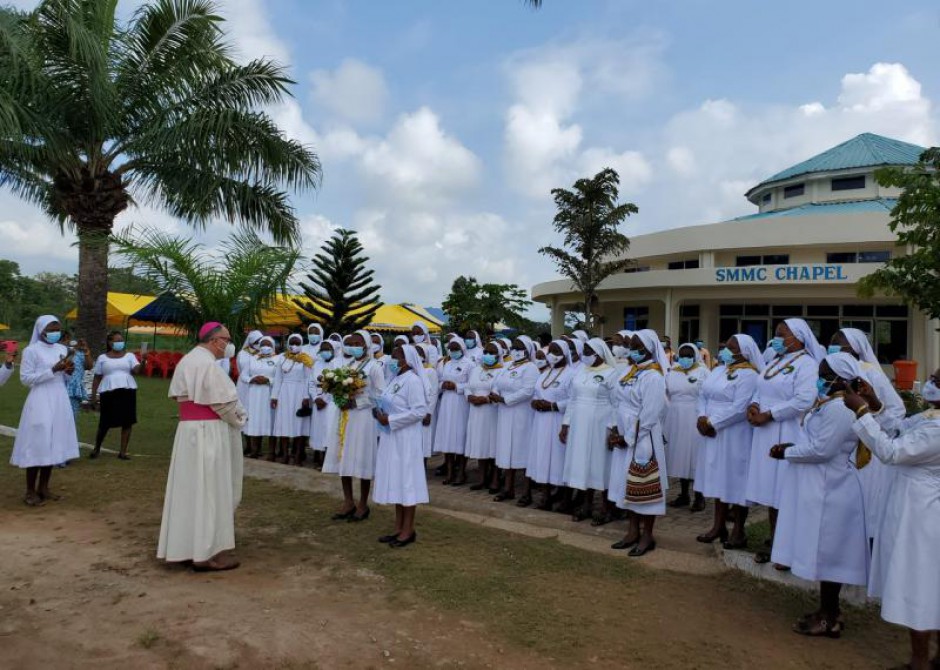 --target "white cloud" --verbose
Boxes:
[310,59,388,125]
[218,0,291,65]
